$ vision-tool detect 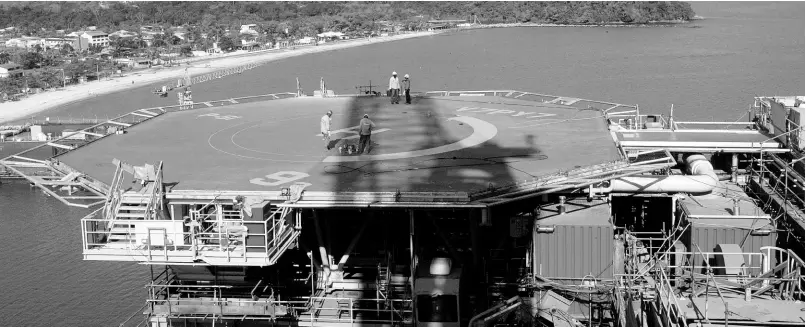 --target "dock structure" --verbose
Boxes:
[2,89,802,327]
